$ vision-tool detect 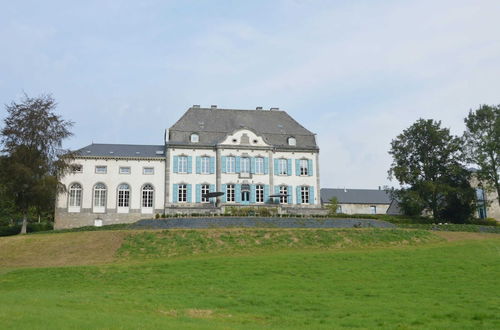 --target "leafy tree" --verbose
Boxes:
[388,119,475,222]
[326,197,340,215]
[1,94,73,234]
[463,105,500,206]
